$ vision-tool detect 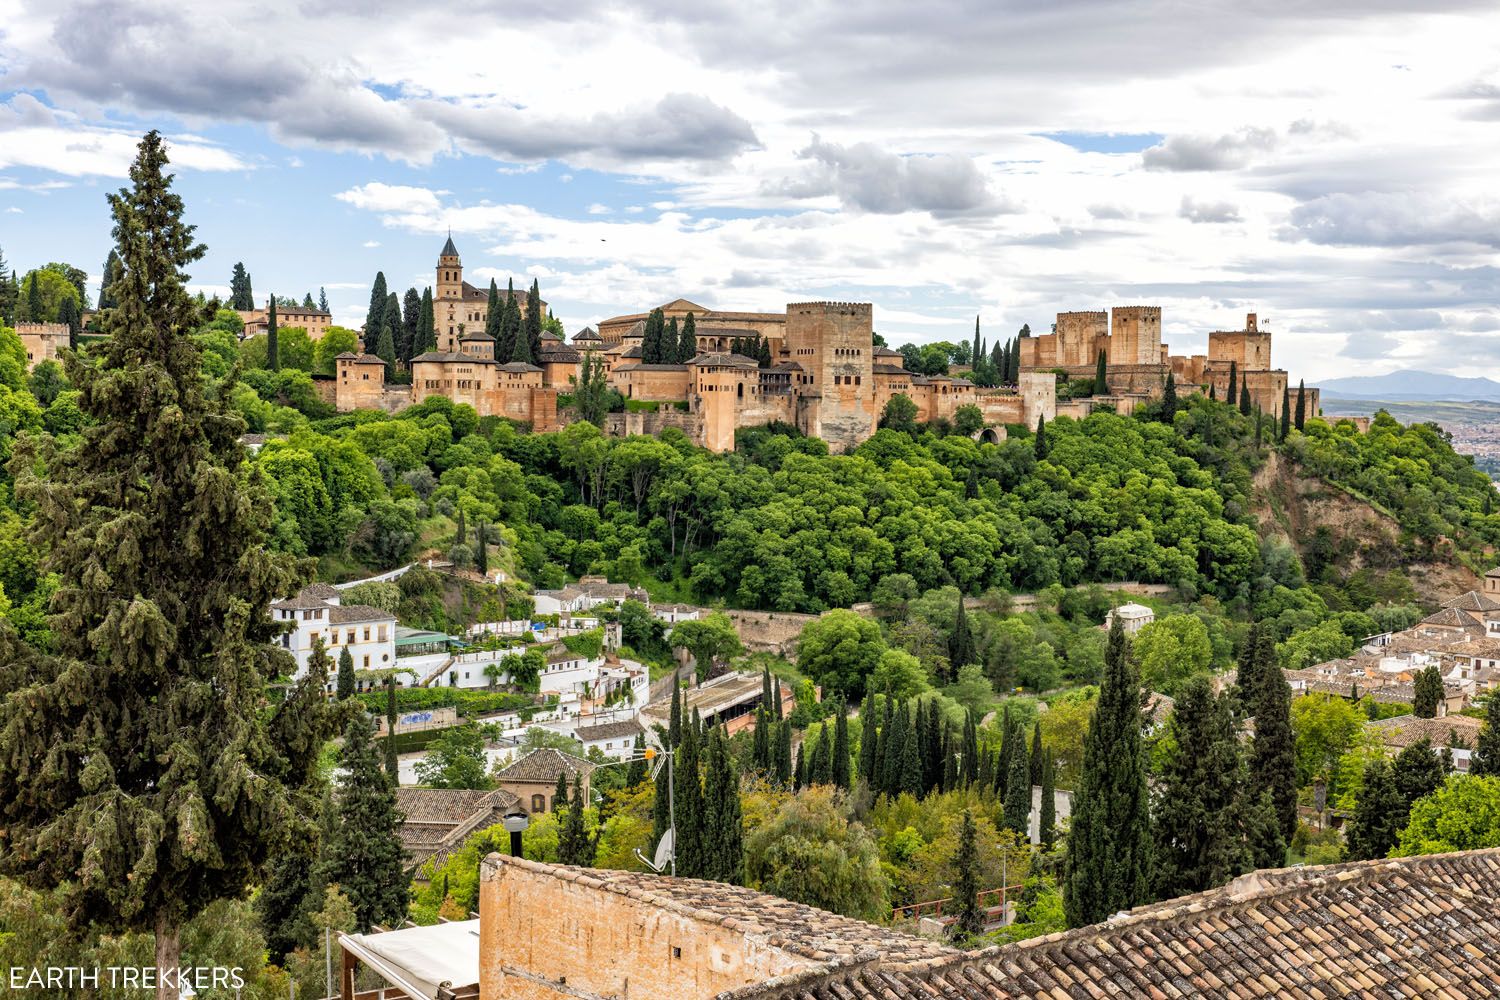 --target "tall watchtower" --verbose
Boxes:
[436,233,463,351]
[784,301,875,450]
